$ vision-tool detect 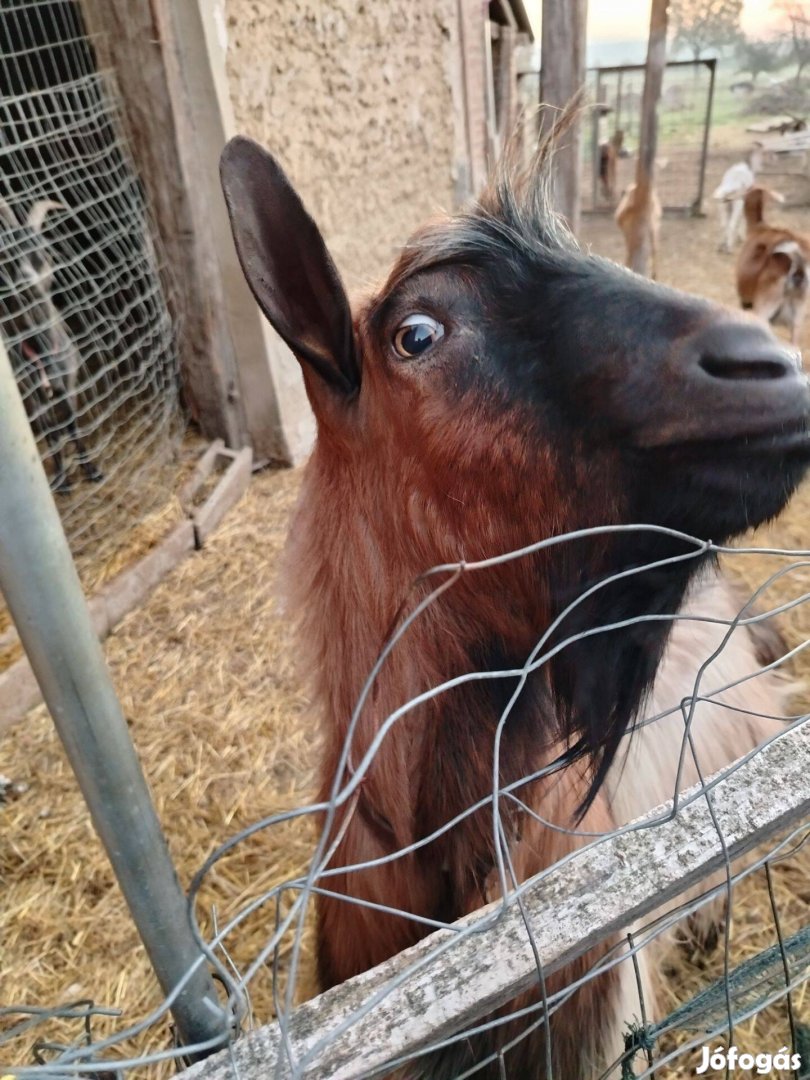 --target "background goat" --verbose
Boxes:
[222,137,810,1078]
[0,196,101,492]
[712,144,763,254]
[599,128,624,203]
[615,180,662,278]
[737,185,809,345]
